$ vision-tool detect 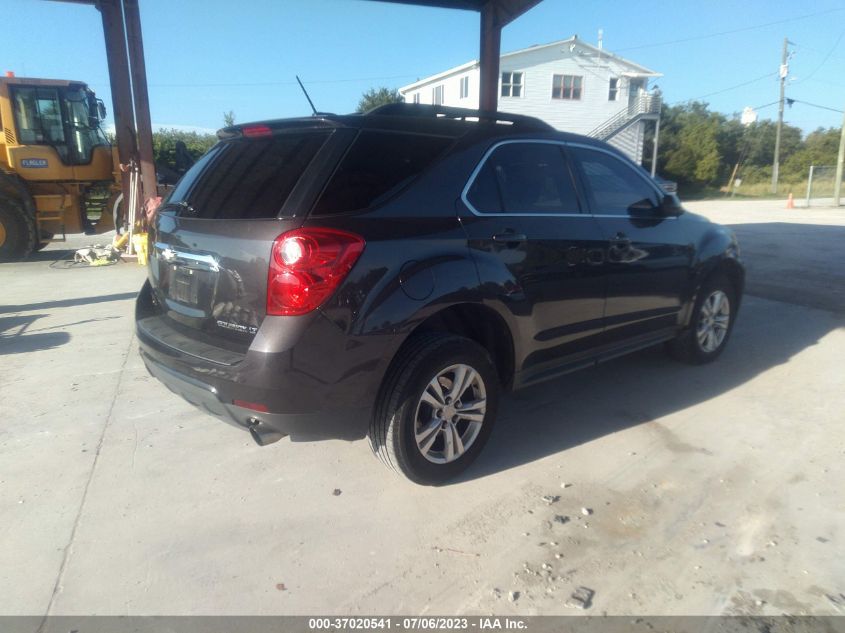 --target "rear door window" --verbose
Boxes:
[465,142,581,214]
[165,131,331,219]
[311,130,453,215]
